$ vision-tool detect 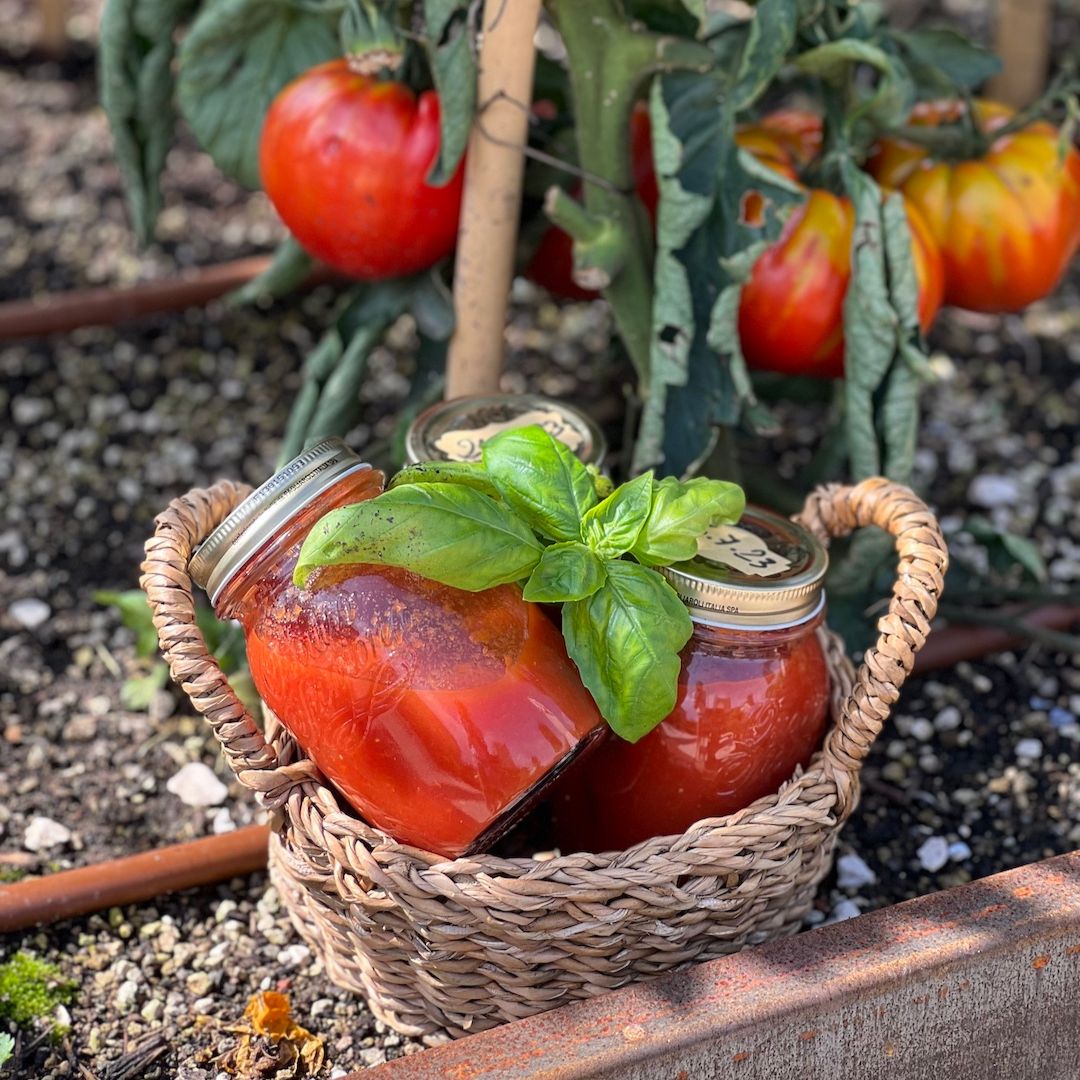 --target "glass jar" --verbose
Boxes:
[189,440,605,858]
[404,393,606,467]
[553,506,831,853]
